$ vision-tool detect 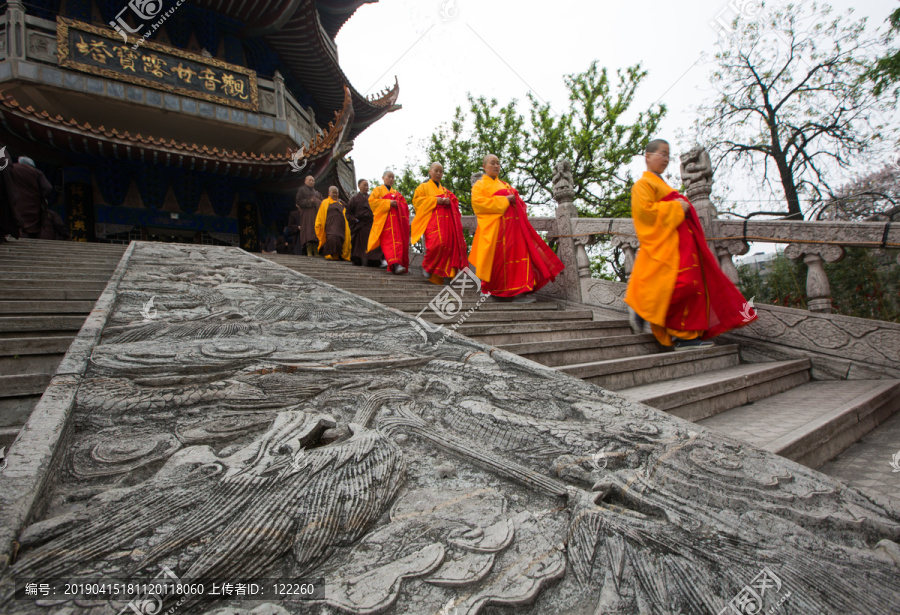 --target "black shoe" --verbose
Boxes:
[628,309,647,334]
[673,338,715,351]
